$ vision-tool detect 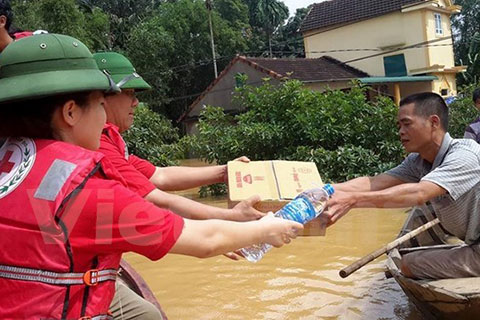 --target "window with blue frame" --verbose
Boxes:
[434,13,443,35]
[384,54,407,77]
